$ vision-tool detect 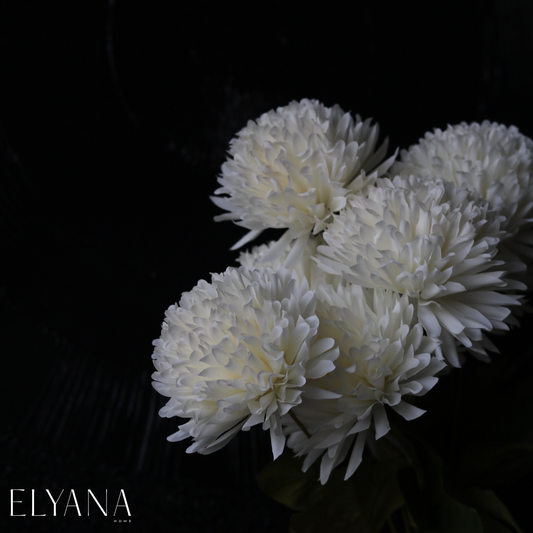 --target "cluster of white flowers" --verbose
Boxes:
[152,101,533,484]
